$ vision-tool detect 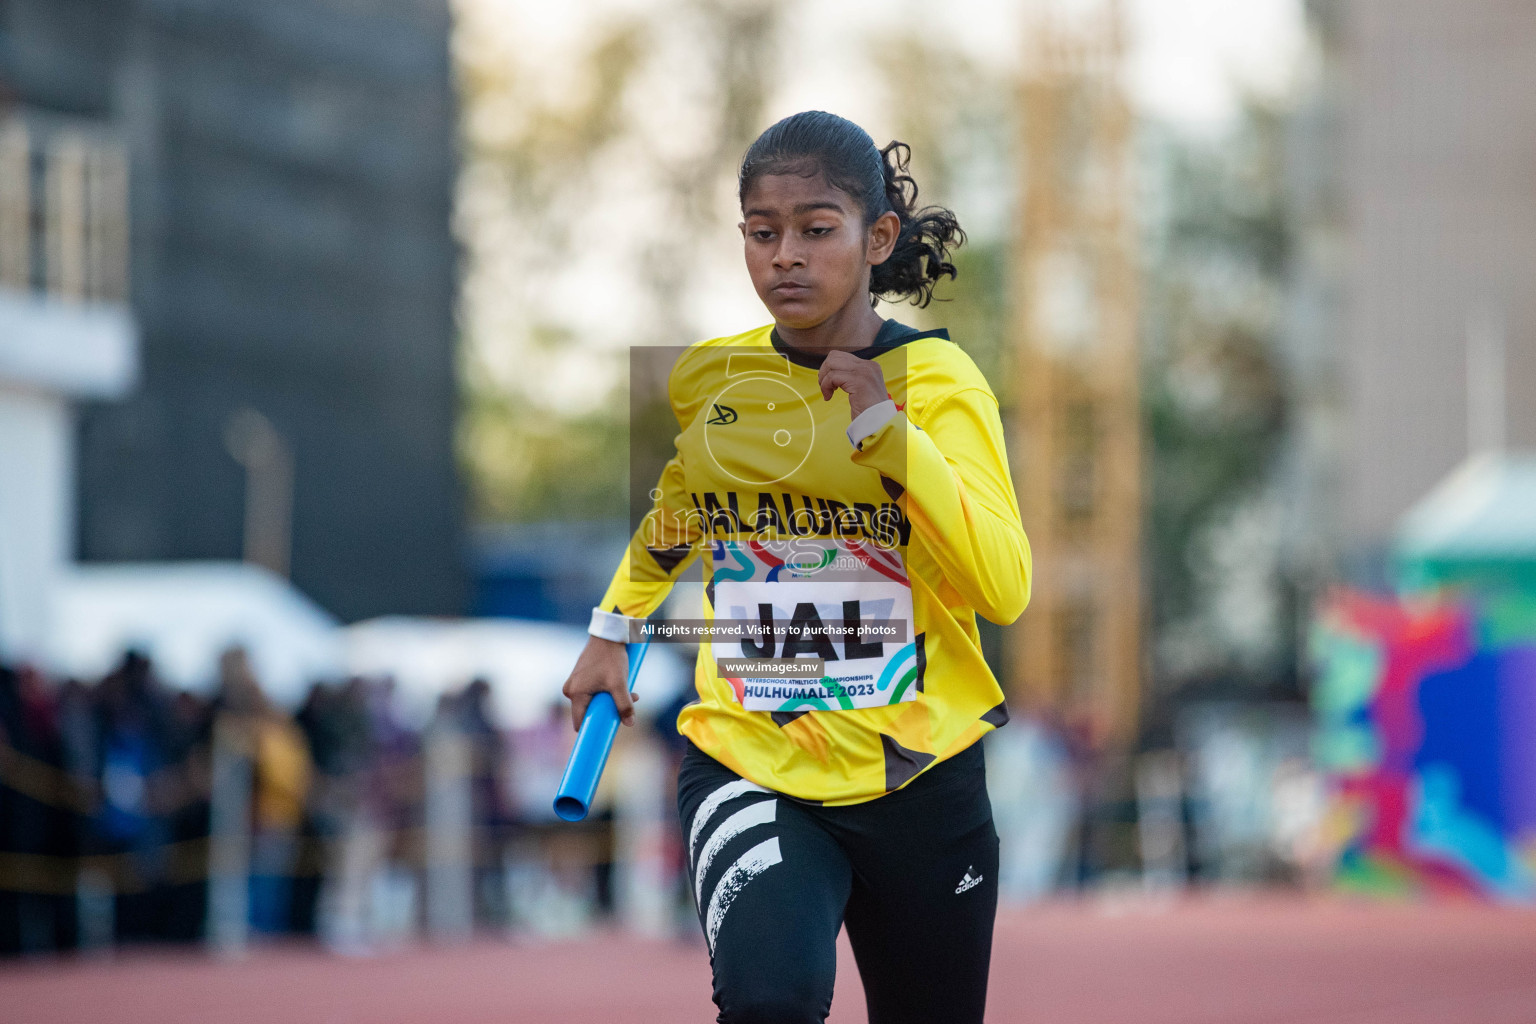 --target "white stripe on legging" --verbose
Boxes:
[704,836,782,954]
[694,798,777,907]
[688,779,769,860]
